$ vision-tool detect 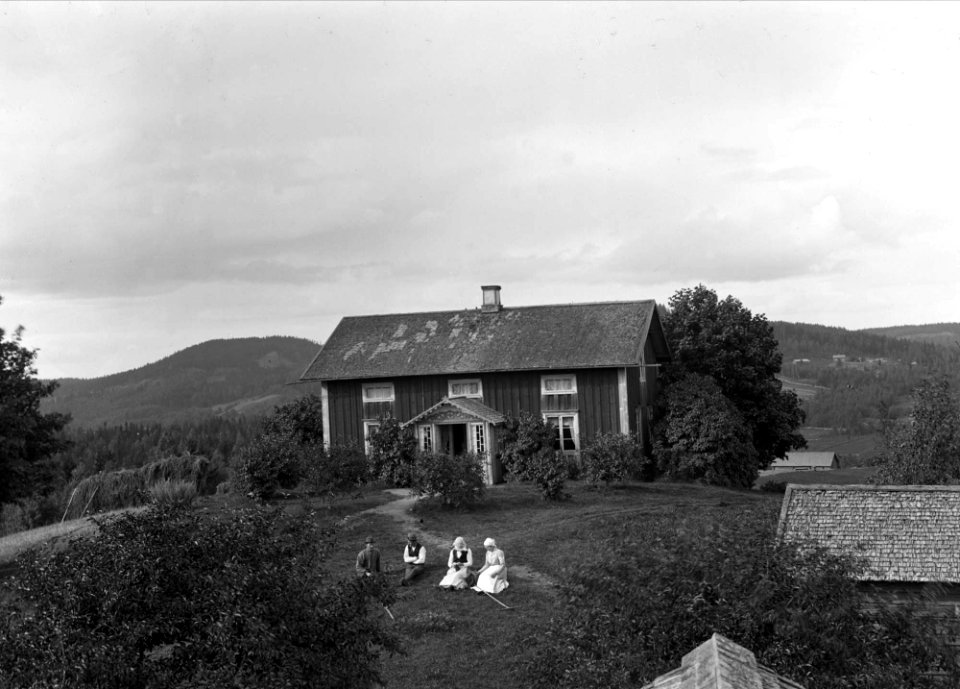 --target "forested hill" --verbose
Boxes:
[41,336,323,428]
[862,323,960,349]
[772,321,958,371]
